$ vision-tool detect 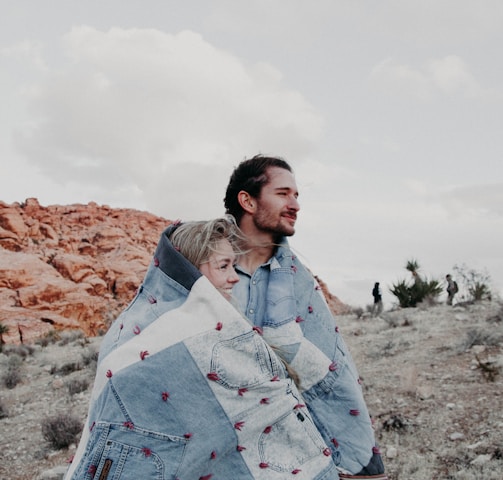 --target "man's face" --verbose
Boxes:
[253,167,300,237]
